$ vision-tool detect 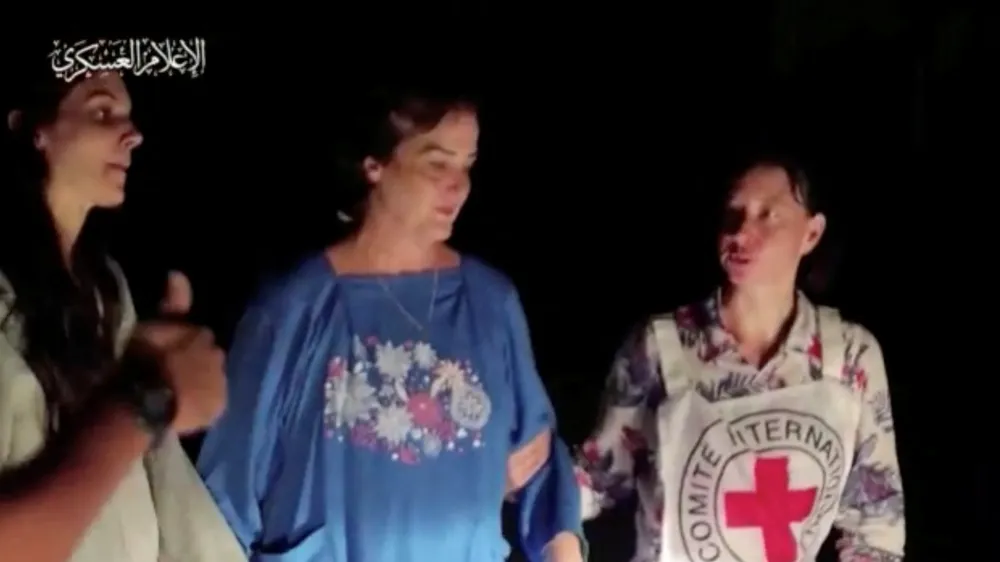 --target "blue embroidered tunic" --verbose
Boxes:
[197,253,581,562]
